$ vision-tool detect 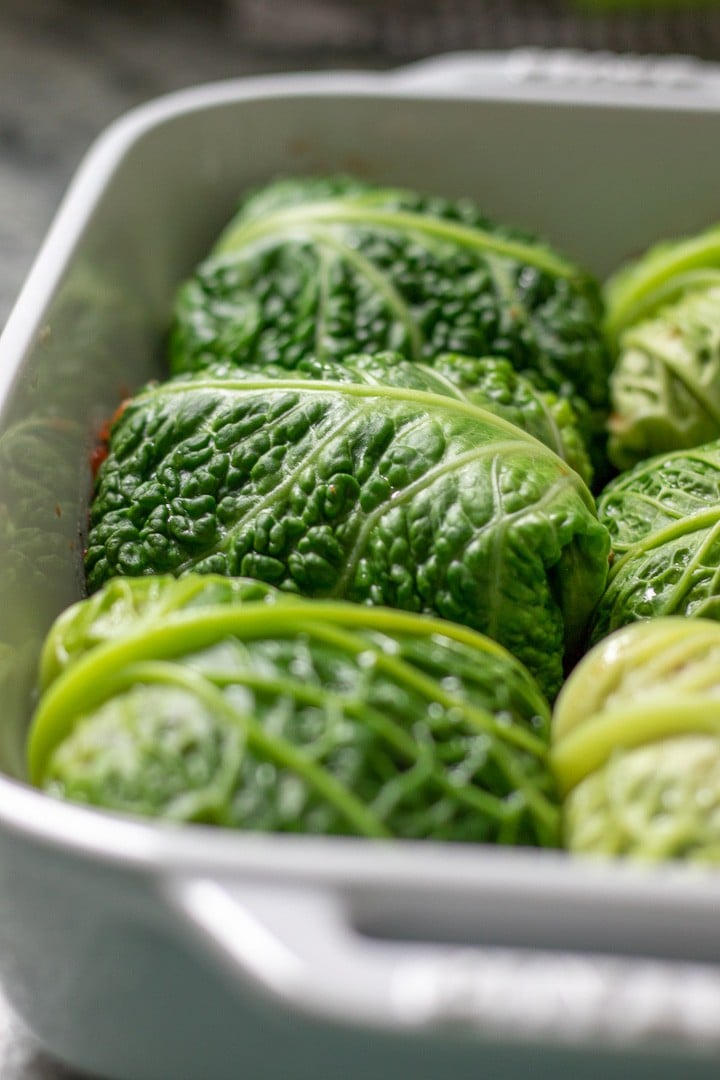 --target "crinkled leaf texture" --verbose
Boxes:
[85,355,610,700]
[592,440,720,642]
[565,737,720,862]
[215,351,593,484]
[608,286,720,470]
[30,575,559,846]
[170,177,610,465]
[552,618,720,862]
[605,225,720,468]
